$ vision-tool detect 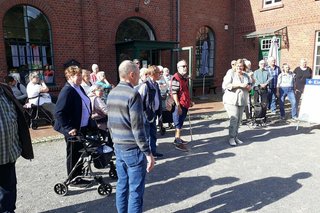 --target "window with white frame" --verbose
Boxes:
[264,0,282,7]
[260,37,280,50]
[313,31,320,76]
